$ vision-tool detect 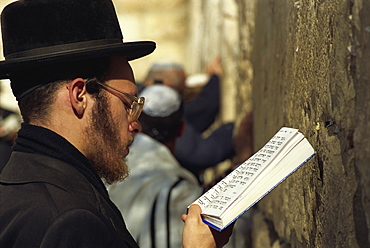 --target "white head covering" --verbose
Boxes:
[140,84,181,117]
[185,73,210,87]
[149,59,184,70]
